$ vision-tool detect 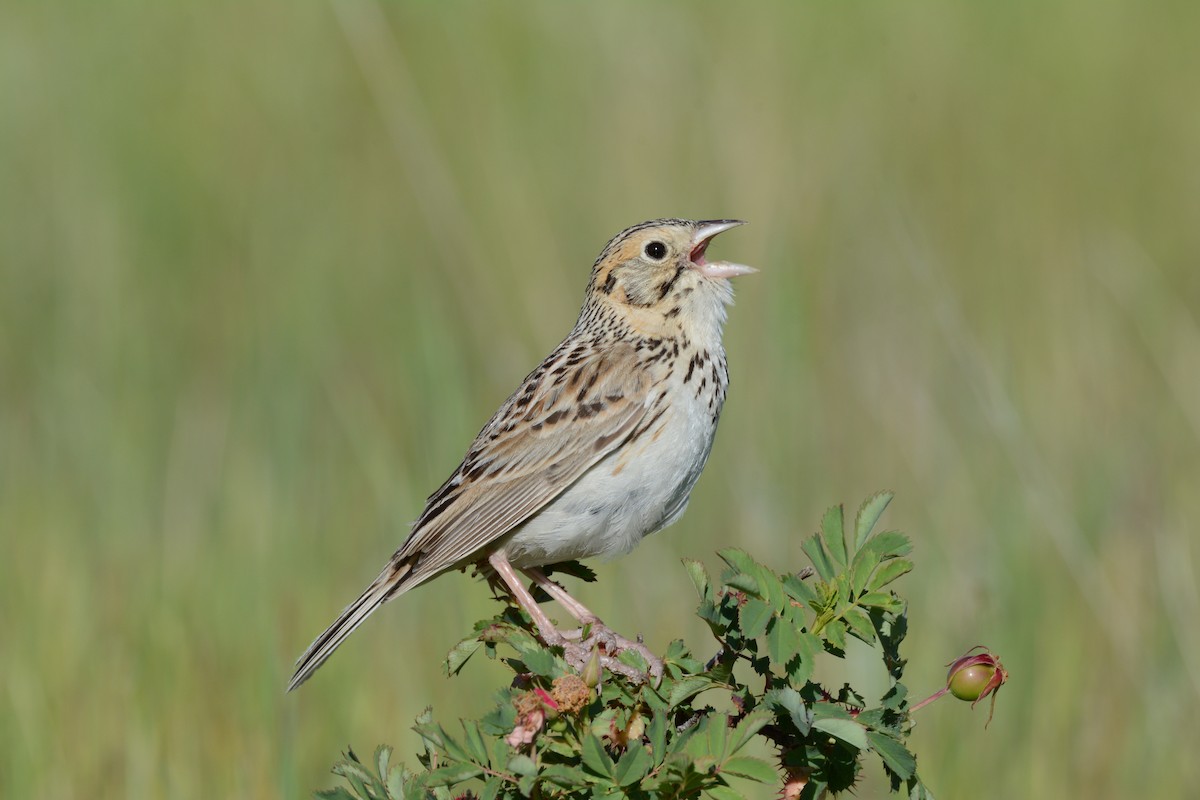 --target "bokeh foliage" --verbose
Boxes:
[2,1,1198,798]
